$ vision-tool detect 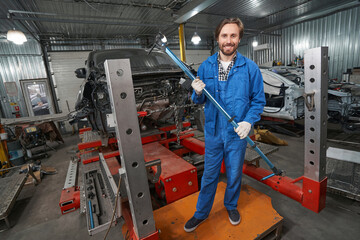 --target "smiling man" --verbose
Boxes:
[184,18,266,232]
